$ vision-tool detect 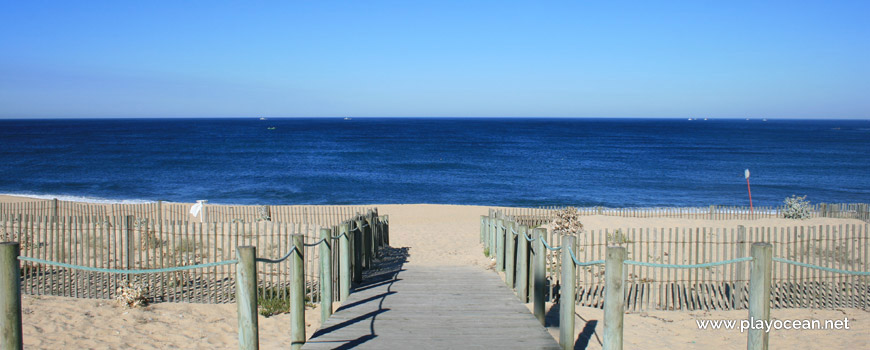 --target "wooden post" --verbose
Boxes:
[603,246,626,350]
[560,235,576,350]
[125,215,135,270]
[51,198,58,218]
[506,221,516,288]
[709,205,715,220]
[383,215,389,245]
[496,219,505,271]
[481,217,489,255]
[320,228,333,322]
[734,225,747,309]
[364,212,373,267]
[480,216,485,244]
[339,223,351,302]
[0,242,23,350]
[352,219,363,285]
[748,243,772,350]
[236,246,258,350]
[533,228,547,325]
[291,234,305,350]
[517,225,529,303]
